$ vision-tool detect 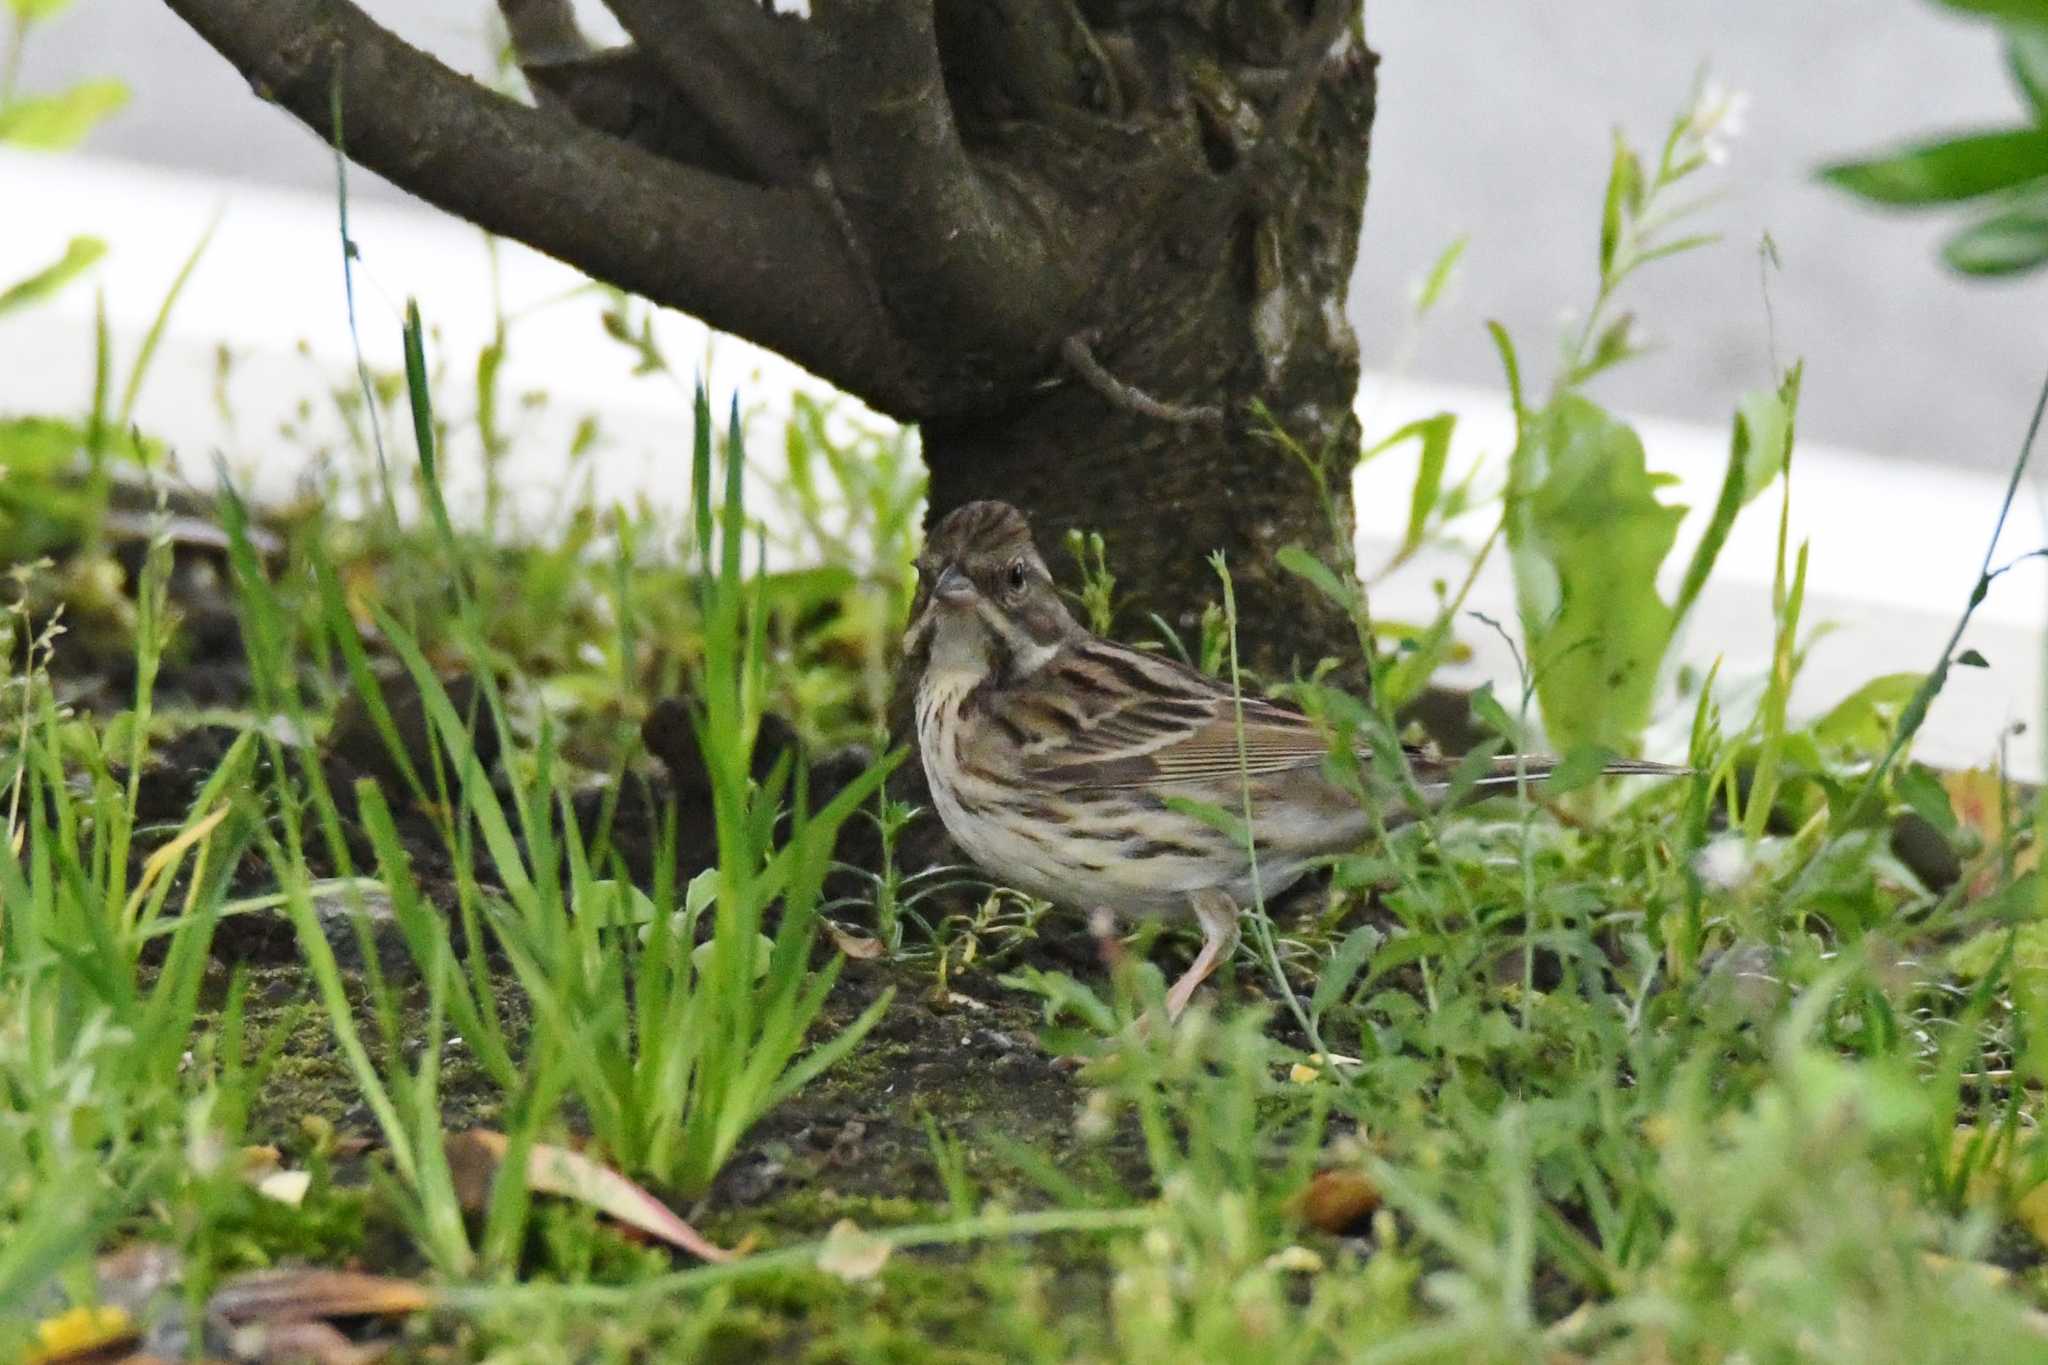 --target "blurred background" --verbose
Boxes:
[3,0,2046,771]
